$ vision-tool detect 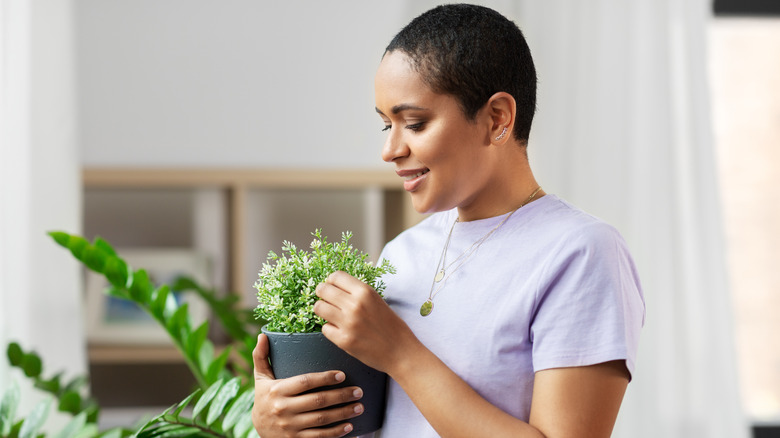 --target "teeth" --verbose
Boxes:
[405,170,427,180]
